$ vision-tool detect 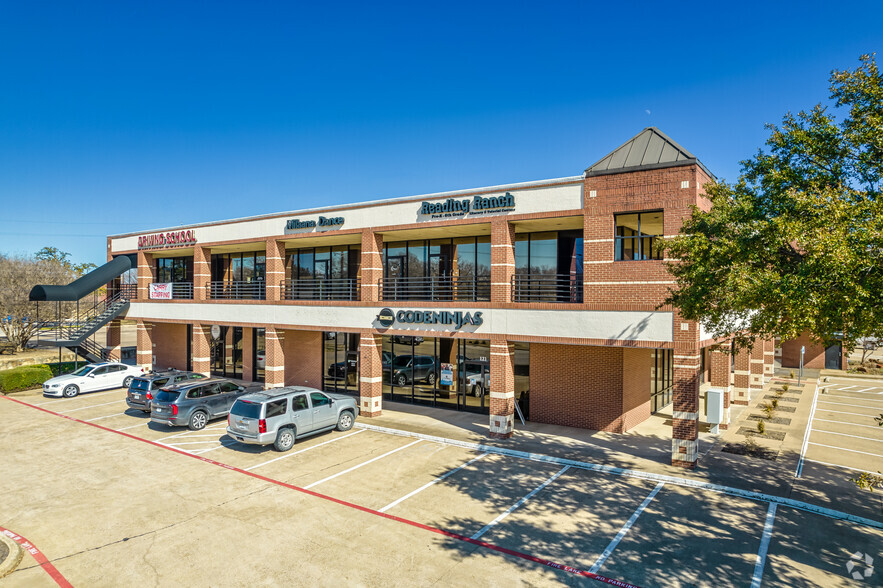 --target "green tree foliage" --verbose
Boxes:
[35,246,97,276]
[665,54,883,351]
